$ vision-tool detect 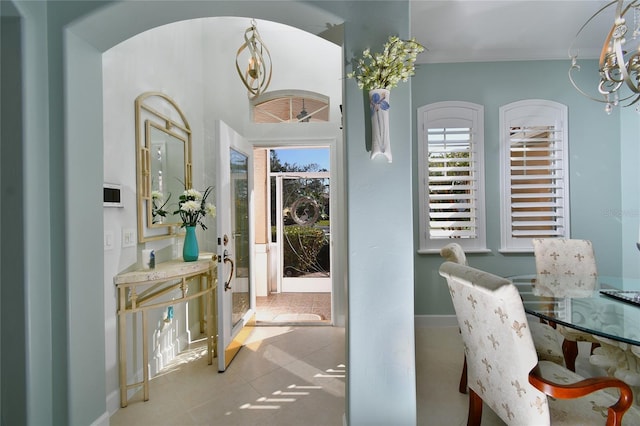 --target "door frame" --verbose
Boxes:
[251,137,344,326]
